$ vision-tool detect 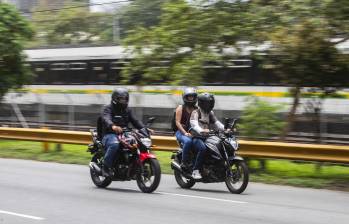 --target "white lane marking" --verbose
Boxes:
[158,191,248,204]
[0,210,45,221]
